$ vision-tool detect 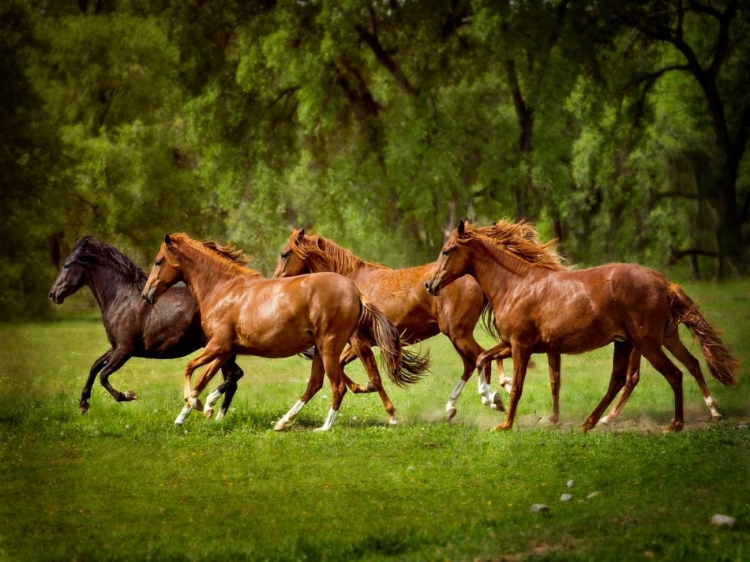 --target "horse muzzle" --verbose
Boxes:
[423,280,441,297]
[49,290,64,305]
[142,286,158,305]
